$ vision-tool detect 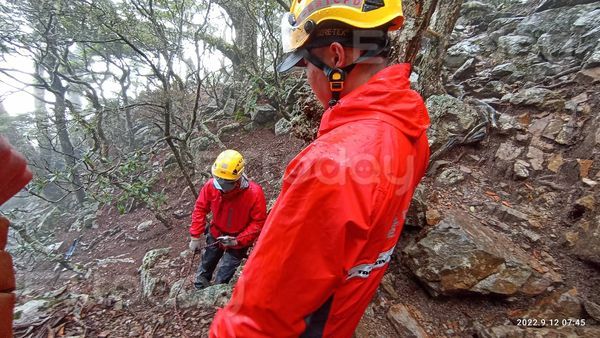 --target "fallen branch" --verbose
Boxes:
[10,222,87,275]
[429,121,488,162]
[150,321,161,337]
[551,65,582,80]
[540,80,577,90]
[94,254,135,266]
[466,97,499,128]
[87,227,122,251]
[199,122,226,149]
[154,212,173,229]
[537,180,566,191]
